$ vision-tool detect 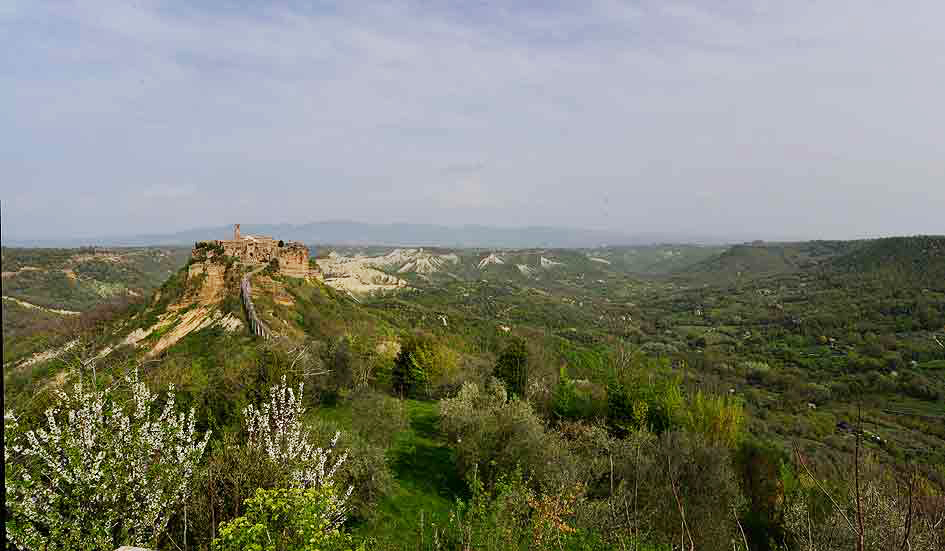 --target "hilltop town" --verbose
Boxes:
[192,224,314,278]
